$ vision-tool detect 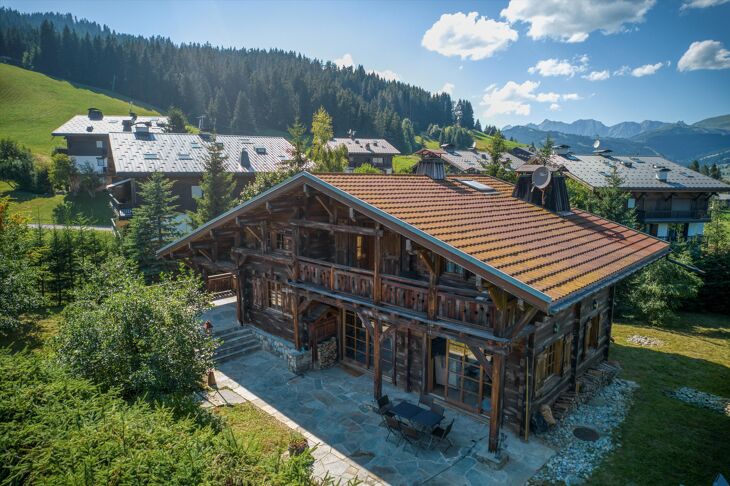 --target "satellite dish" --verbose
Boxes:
[532,166,552,190]
[593,137,601,149]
